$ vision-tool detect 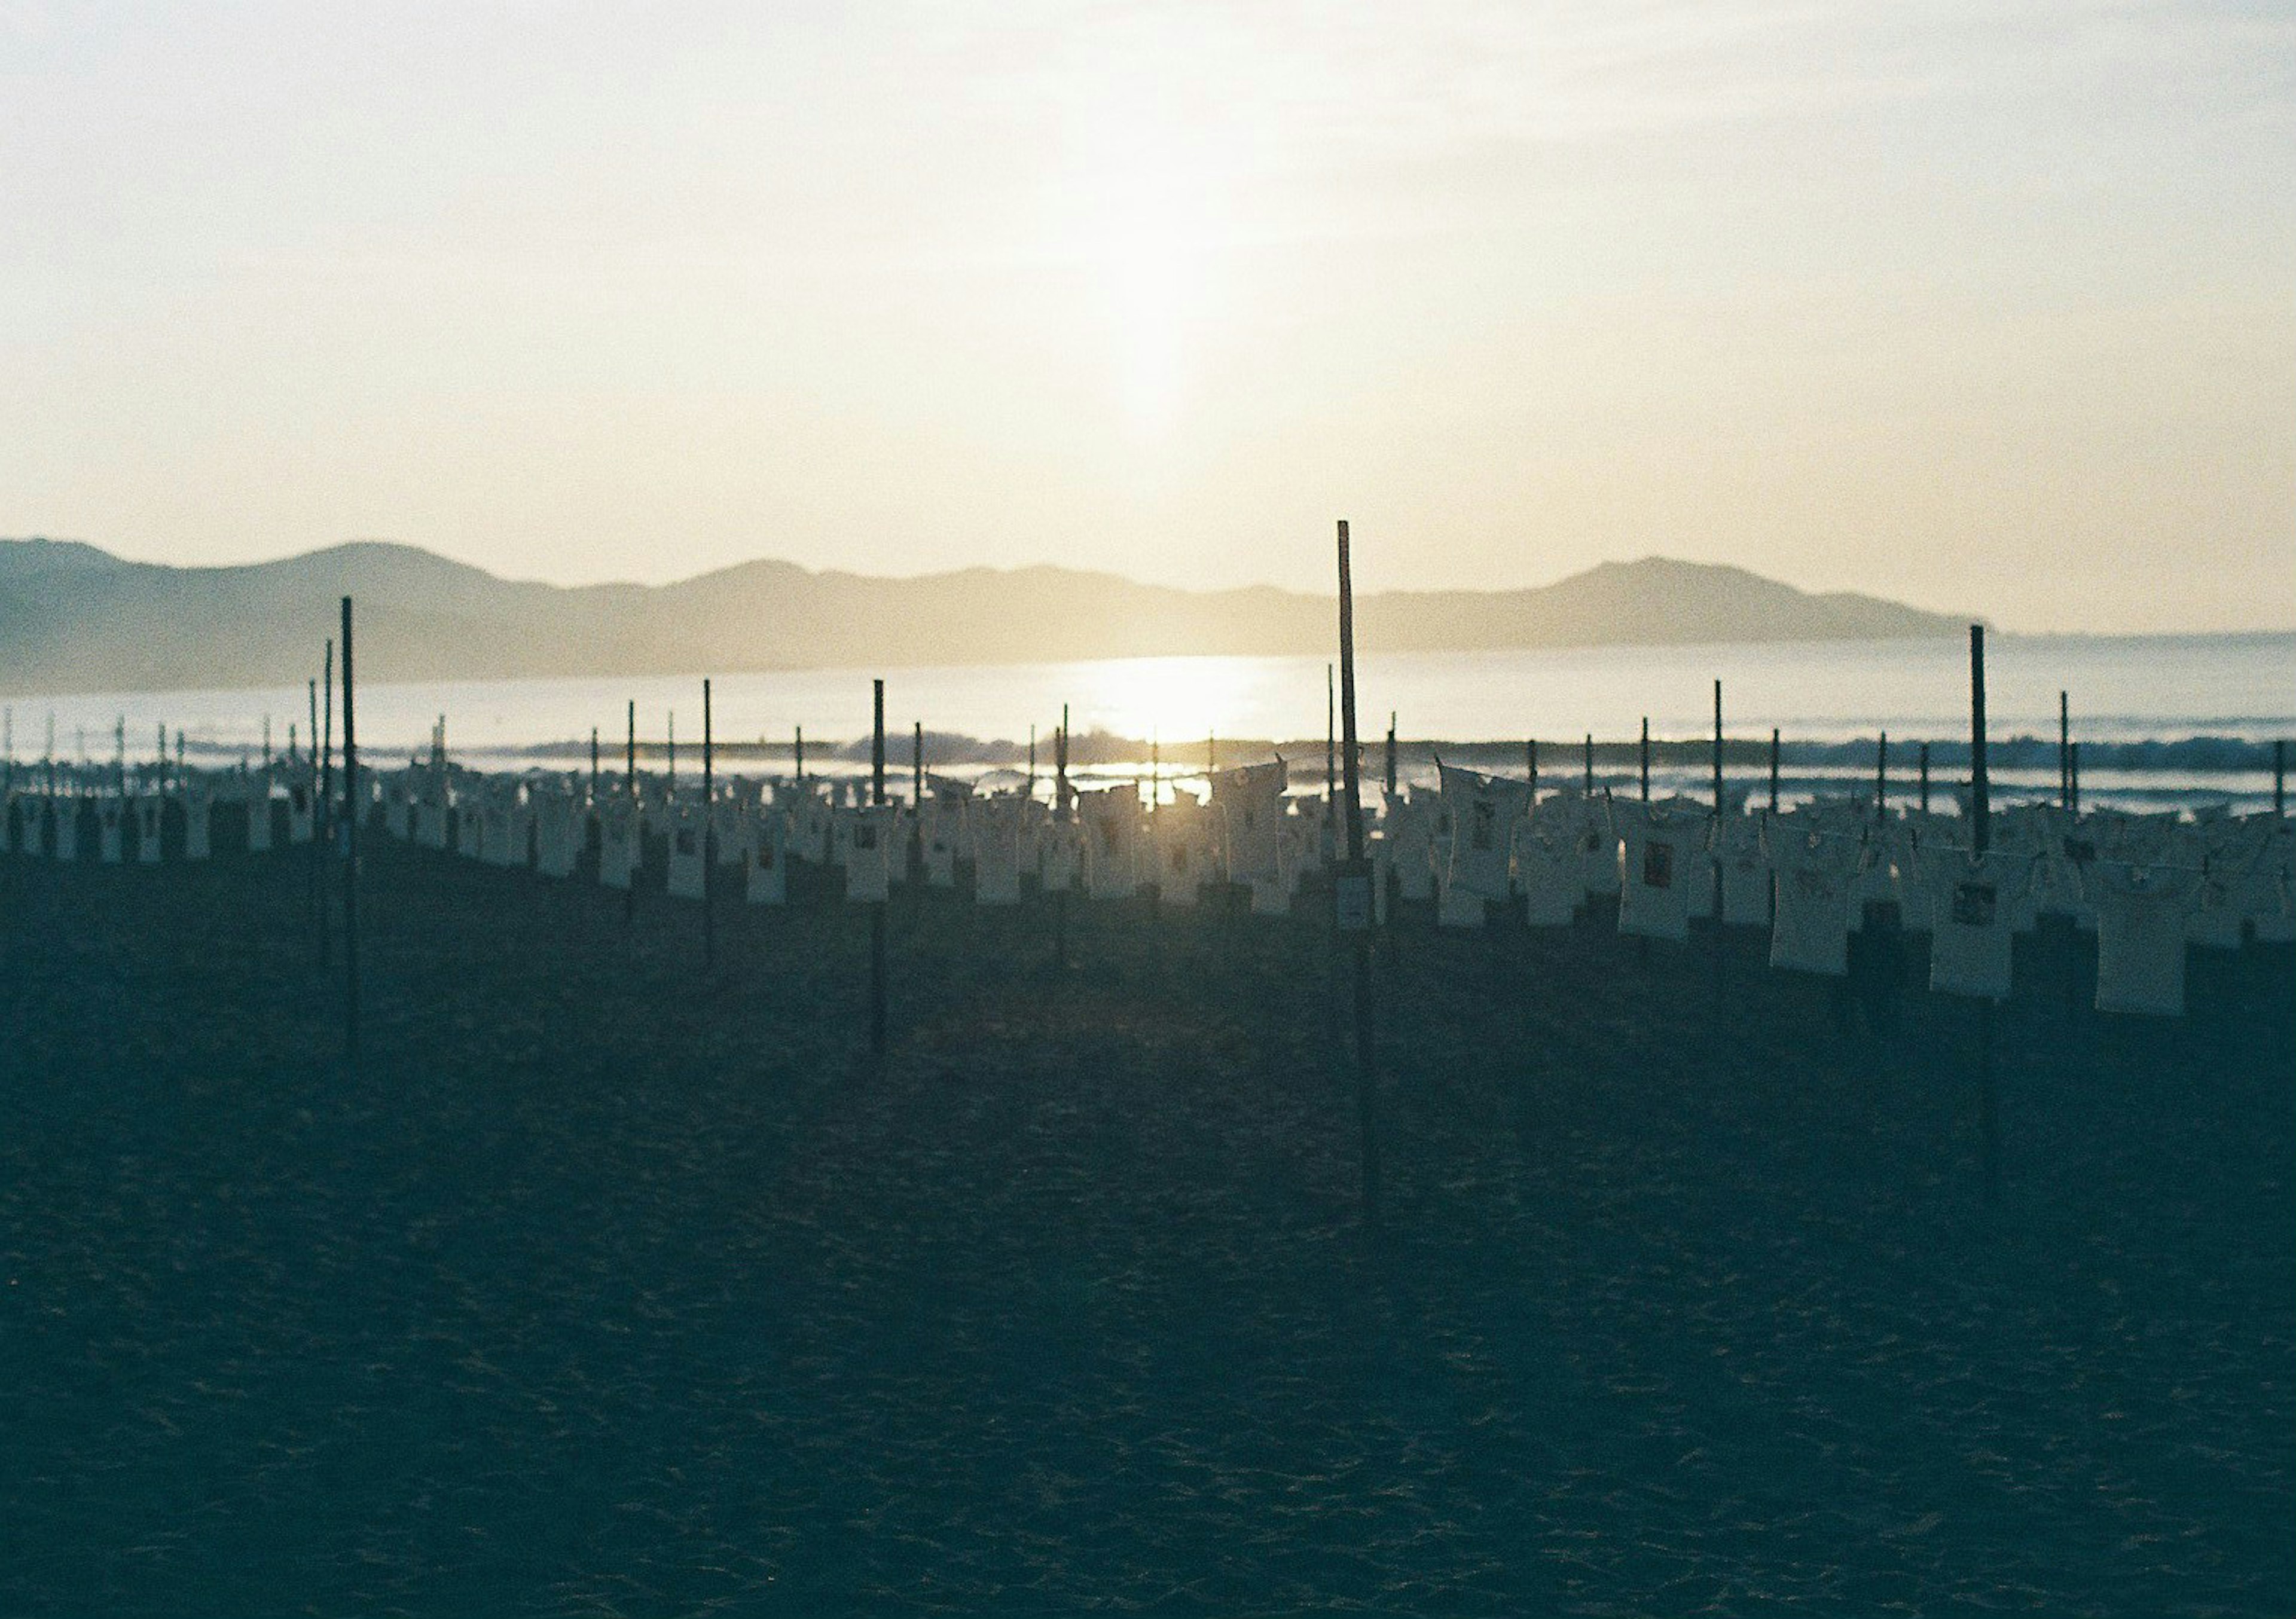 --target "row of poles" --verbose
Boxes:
[272,574,2276,1218]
